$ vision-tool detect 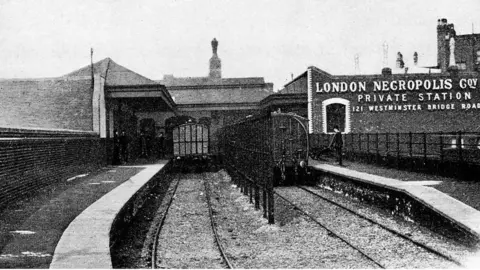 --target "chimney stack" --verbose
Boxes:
[209,38,222,79]
[437,18,456,72]
[413,52,418,66]
[382,41,389,68]
[354,54,360,75]
[396,52,404,69]
[381,42,391,75]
